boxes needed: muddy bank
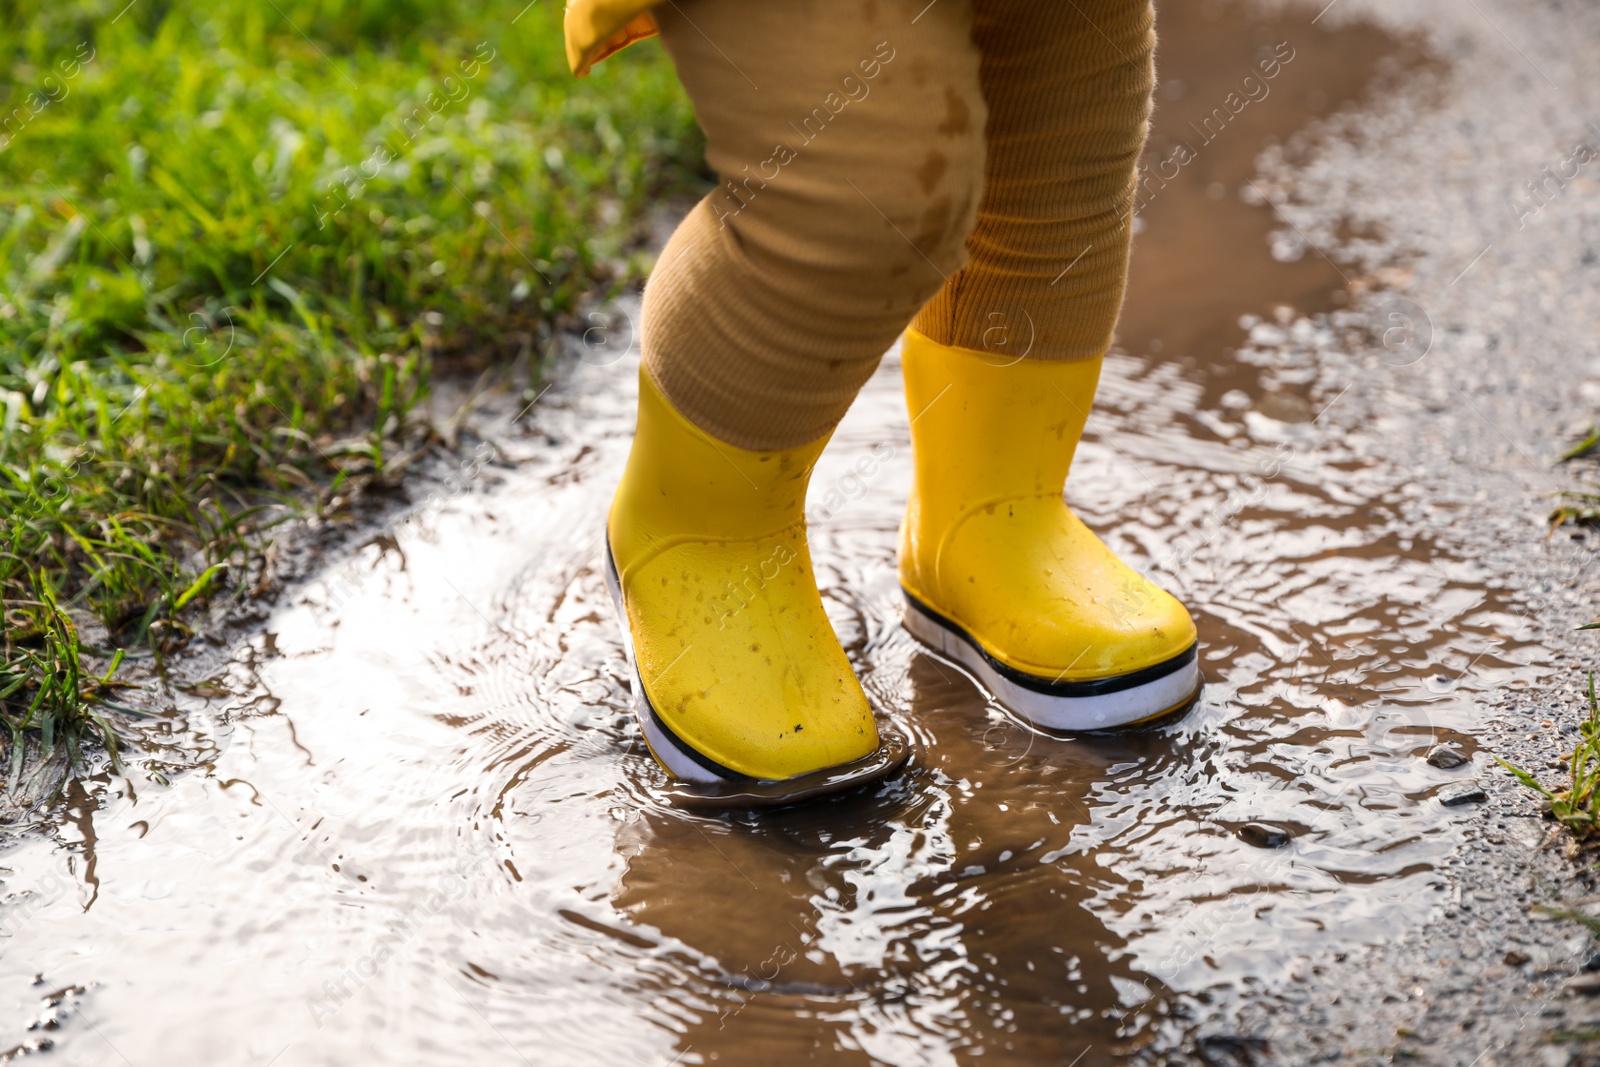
[2,0,1600,1064]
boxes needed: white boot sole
[902,591,1202,731]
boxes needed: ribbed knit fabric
[913,0,1155,363]
[645,0,1154,450]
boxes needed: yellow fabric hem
[565,0,660,77]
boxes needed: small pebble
[1427,745,1470,769]
[1585,950,1600,972]
[1567,972,1600,997]
[1505,949,1531,966]
[1439,781,1487,807]
[1239,822,1290,848]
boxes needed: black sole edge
[604,537,748,782]
[659,733,912,812]
[901,587,1199,698]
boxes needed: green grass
[1552,490,1600,528]
[1553,421,1600,525]
[1501,672,1600,839]
[1522,424,1600,836]
[0,0,700,793]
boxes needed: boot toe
[903,500,1200,729]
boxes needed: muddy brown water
[0,5,1544,1066]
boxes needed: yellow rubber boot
[606,368,897,792]
[898,329,1201,730]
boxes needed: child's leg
[913,0,1154,359]
[645,0,987,451]
[898,1,1204,730]
[608,1,987,786]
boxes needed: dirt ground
[1161,0,1600,1062]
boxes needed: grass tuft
[1500,672,1600,839]
[1552,491,1600,528]
[1554,419,1600,525]
[1562,423,1600,463]
[0,574,127,796]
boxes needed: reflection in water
[620,655,1167,1066]
[0,4,1544,1065]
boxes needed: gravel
[1209,0,1600,1061]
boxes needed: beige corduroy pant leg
[645,0,1155,452]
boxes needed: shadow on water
[0,3,1547,1066]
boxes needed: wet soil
[4,0,1600,1064]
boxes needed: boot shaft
[900,328,1103,548]
[609,367,831,579]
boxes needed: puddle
[1123,0,1413,360]
[0,3,1549,1065]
